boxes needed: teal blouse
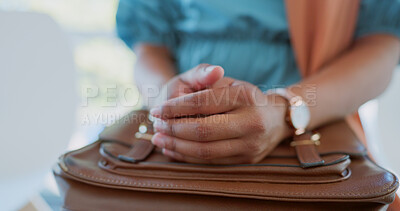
[116,0,400,91]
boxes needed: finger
[151,85,251,119]
[179,64,224,91]
[210,77,235,89]
[161,149,250,165]
[153,115,249,141]
[151,133,248,160]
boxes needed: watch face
[290,101,310,130]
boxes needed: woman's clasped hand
[150,64,291,164]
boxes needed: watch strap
[266,89,323,167]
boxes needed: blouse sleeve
[355,0,400,39]
[116,0,180,51]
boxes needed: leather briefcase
[54,110,399,210]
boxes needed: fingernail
[150,106,161,117]
[205,65,217,72]
[162,148,174,157]
[163,149,183,160]
[153,118,168,132]
[151,133,165,148]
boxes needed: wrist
[265,94,293,141]
[266,87,312,136]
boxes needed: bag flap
[57,110,397,203]
[99,110,367,157]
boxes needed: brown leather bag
[54,110,398,210]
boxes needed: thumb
[179,64,224,91]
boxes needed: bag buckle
[290,132,320,147]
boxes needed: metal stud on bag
[134,113,154,141]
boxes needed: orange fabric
[389,196,400,211]
[285,0,362,142]
[285,0,359,76]
[346,112,367,147]
[285,0,399,209]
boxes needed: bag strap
[99,110,326,168]
[291,131,324,167]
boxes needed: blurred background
[0,0,140,210]
[1,0,142,147]
[0,0,399,210]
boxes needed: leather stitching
[64,164,398,197]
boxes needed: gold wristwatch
[268,88,310,135]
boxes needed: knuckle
[170,123,177,137]
[239,154,260,164]
[194,123,212,141]
[159,104,172,118]
[196,145,212,160]
[243,84,254,93]
[164,137,176,151]
[186,94,205,109]
[233,85,253,105]
[245,157,259,164]
[190,94,201,107]
[241,84,258,104]
[224,139,234,152]
[244,140,263,154]
[246,114,267,134]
